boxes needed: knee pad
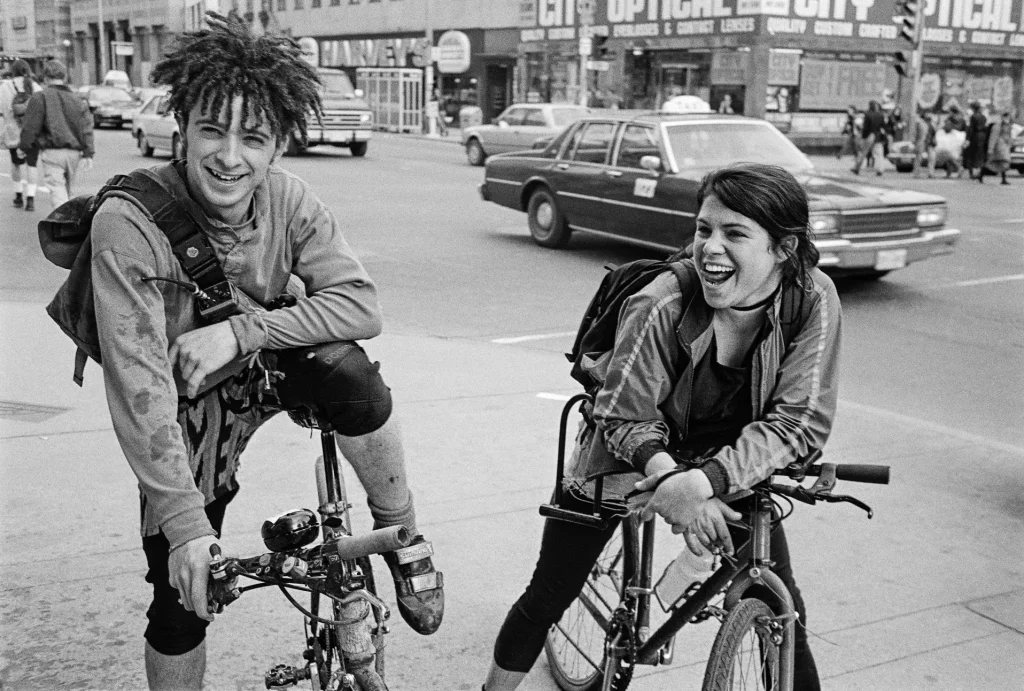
[274,341,392,436]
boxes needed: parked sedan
[479,113,961,277]
[85,86,141,129]
[132,92,182,159]
[462,104,590,166]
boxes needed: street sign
[579,36,592,56]
[110,40,134,56]
[586,60,610,72]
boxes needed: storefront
[516,0,1024,147]
[316,28,517,123]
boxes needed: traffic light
[898,0,919,44]
[593,34,610,59]
[893,50,911,77]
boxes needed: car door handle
[557,163,570,170]
[604,170,623,177]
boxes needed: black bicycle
[207,429,407,691]
[540,394,890,691]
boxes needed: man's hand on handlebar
[168,534,220,622]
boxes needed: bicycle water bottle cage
[262,508,320,552]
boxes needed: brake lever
[818,493,874,518]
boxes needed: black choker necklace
[731,285,780,312]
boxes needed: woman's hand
[632,468,742,555]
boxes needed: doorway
[485,64,511,121]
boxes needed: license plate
[875,249,908,271]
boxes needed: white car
[462,104,590,166]
[132,92,182,159]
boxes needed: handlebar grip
[334,525,412,560]
[832,464,890,484]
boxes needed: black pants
[493,492,820,691]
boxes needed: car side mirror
[354,88,364,98]
[640,155,662,172]
[497,120,510,128]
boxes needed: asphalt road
[0,128,1022,690]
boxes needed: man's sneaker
[13,193,23,208]
[382,535,444,635]
[23,196,34,212]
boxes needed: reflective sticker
[395,541,434,565]
[634,178,657,199]
[408,572,440,593]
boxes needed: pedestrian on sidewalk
[852,100,886,176]
[913,110,938,178]
[962,101,988,180]
[837,105,860,160]
[978,111,1013,185]
[933,119,966,178]
[67,13,443,690]
[18,59,94,210]
[0,59,43,211]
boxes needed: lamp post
[98,0,108,79]
[424,0,437,137]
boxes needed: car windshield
[92,87,135,104]
[664,122,813,173]
[320,72,356,97]
[551,107,588,127]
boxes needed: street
[1,128,1023,690]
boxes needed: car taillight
[917,206,946,227]
[809,213,839,236]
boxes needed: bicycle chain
[606,609,637,691]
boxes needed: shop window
[278,0,286,10]
[521,108,546,127]
[312,0,321,6]
[568,122,616,164]
[294,0,303,9]
[616,125,659,169]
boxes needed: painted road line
[493,331,576,345]
[537,393,572,402]
[998,218,1024,223]
[925,274,1024,290]
[839,399,1024,458]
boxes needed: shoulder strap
[101,167,229,292]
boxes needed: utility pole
[424,0,437,137]
[98,0,108,79]
[578,0,594,106]
[894,0,926,174]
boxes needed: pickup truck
[290,67,373,157]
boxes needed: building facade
[1,0,73,72]
[274,0,527,122]
[518,0,1023,146]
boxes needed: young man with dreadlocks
[88,14,443,689]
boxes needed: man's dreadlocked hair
[150,12,322,142]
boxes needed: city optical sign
[521,0,1024,46]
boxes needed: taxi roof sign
[660,95,713,114]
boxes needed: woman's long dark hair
[696,162,819,291]
[10,60,34,92]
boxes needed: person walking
[838,105,859,160]
[852,100,886,176]
[962,101,988,180]
[913,110,938,178]
[18,59,94,210]
[0,59,43,211]
[978,111,1013,185]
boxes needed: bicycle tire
[544,522,627,691]
[702,598,782,691]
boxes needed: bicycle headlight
[809,213,840,236]
[262,508,320,552]
[917,206,946,227]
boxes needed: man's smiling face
[181,94,286,226]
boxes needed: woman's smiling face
[693,194,786,309]
[182,94,285,226]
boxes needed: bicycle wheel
[544,522,627,691]
[702,598,782,691]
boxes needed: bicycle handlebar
[800,463,890,485]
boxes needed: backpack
[566,255,694,394]
[11,83,32,123]
[566,253,810,394]
[39,165,236,386]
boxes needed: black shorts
[142,488,236,656]
[9,146,39,167]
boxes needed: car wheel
[137,132,154,157]
[350,142,368,157]
[527,187,571,249]
[171,133,185,160]
[466,139,486,166]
